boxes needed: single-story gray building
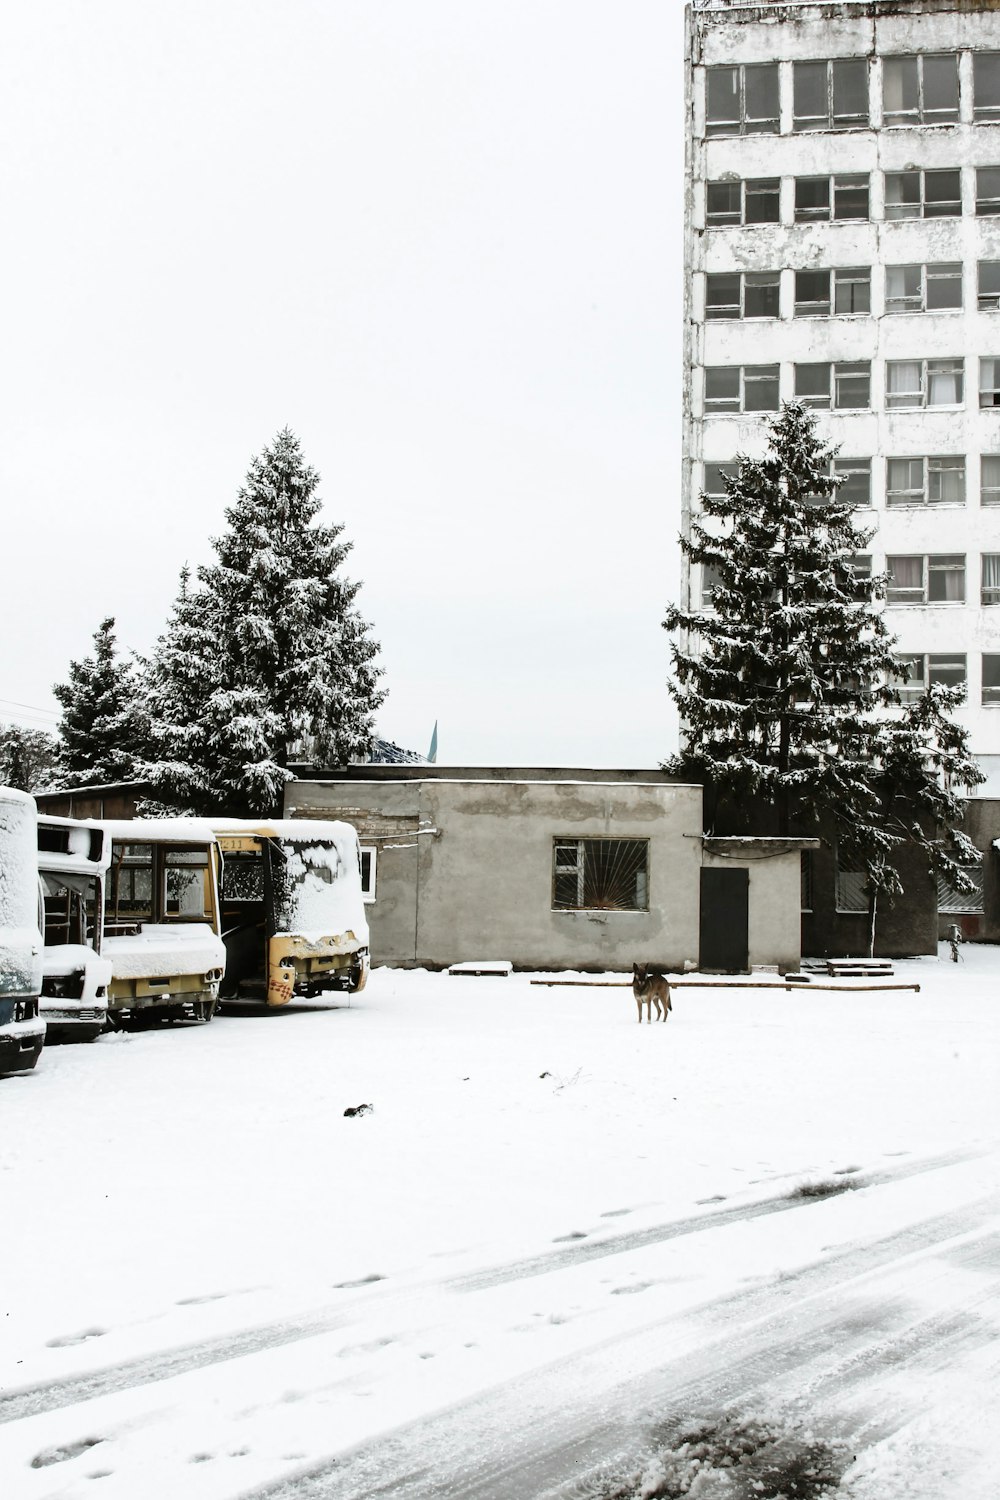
[285,766,817,973]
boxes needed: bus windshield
[272,838,359,938]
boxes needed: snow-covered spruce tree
[140,566,221,814]
[663,401,982,933]
[53,618,148,788]
[186,428,385,817]
[0,723,60,793]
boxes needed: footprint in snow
[32,1438,104,1468]
[552,1231,588,1243]
[46,1327,106,1349]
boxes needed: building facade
[683,0,1000,785]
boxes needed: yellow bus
[211,819,369,1006]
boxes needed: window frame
[886,553,966,605]
[794,361,871,410]
[882,52,960,128]
[706,176,781,227]
[793,57,869,131]
[982,455,1000,507]
[705,270,781,320]
[551,837,651,913]
[832,457,872,508]
[705,62,780,137]
[976,167,1000,216]
[886,455,966,508]
[359,845,377,903]
[884,167,962,219]
[979,357,1000,408]
[973,52,1000,123]
[979,262,1000,312]
[982,651,1000,704]
[704,364,780,415]
[885,357,964,409]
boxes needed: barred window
[937,862,984,914]
[552,839,649,912]
[836,864,868,913]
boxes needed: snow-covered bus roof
[94,818,222,846]
[210,818,360,845]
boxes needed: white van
[38,815,113,1043]
[1,786,46,1074]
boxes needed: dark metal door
[700,867,749,972]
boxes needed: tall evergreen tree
[664,402,982,934]
[141,566,220,813]
[53,618,148,788]
[150,429,385,816]
[0,723,60,793]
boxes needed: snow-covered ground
[3,949,1000,1499]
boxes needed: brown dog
[632,963,672,1023]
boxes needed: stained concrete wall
[288,776,706,970]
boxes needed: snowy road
[3,959,999,1497]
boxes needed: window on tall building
[983,456,1000,506]
[973,52,1000,122]
[706,177,781,226]
[895,653,967,700]
[701,561,724,607]
[885,168,961,218]
[886,456,965,506]
[983,654,1000,703]
[980,263,1000,311]
[702,462,738,498]
[833,458,872,507]
[705,271,781,319]
[794,174,869,221]
[704,365,780,414]
[793,58,869,130]
[976,167,1000,215]
[887,554,965,604]
[794,267,870,316]
[795,362,871,409]
[885,263,962,313]
[886,358,964,408]
[980,358,1000,407]
[882,54,960,126]
[846,553,872,600]
[706,63,780,136]
[982,554,1000,605]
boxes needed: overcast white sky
[0,1,683,768]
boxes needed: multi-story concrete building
[683,0,1000,787]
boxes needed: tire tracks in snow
[239,1199,1000,1500]
[0,1143,986,1428]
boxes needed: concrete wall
[685,0,1000,757]
[289,776,706,970]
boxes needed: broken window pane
[973,53,1000,122]
[979,262,1000,311]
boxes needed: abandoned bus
[99,819,226,1026]
[1,786,46,1074]
[37,815,113,1043]
[212,819,369,1005]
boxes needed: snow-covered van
[212,819,369,1005]
[98,819,226,1027]
[37,815,113,1043]
[1,786,46,1074]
